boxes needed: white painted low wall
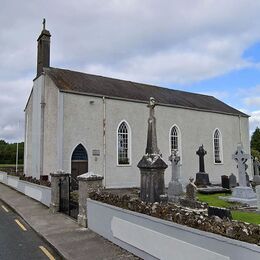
[0,171,51,207]
[87,199,260,260]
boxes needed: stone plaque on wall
[92,150,100,156]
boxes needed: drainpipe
[40,74,46,177]
[102,96,106,187]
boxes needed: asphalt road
[0,200,62,260]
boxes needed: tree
[252,148,260,159]
[251,127,260,153]
[0,140,24,164]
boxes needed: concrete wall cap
[50,170,70,177]
[77,172,104,181]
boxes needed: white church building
[24,25,251,188]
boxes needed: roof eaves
[59,89,249,118]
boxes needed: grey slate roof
[44,67,248,117]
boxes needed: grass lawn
[0,164,23,167]
[197,193,260,225]
[232,211,260,225]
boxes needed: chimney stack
[37,18,51,77]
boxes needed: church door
[71,144,88,190]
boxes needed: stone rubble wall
[89,191,260,245]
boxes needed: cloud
[0,78,32,142]
[2,0,260,141]
[244,97,260,106]
[249,110,260,133]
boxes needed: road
[0,200,62,260]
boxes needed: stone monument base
[253,175,260,185]
[168,181,183,202]
[140,169,165,203]
[220,186,257,206]
[195,172,210,186]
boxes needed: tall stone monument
[137,97,168,203]
[195,145,210,186]
[228,144,256,205]
[253,157,260,185]
[168,149,183,202]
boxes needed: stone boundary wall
[0,171,51,206]
[87,199,260,260]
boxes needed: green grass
[197,193,260,225]
[0,164,23,167]
[197,193,238,208]
[232,211,260,225]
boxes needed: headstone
[137,97,168,203]
[229,173,237,188]
[195,145,210,186]
[186,177,197,201]
[253,157,260,185]
[168,149,183,202]
[221,175,230,189]
[208,206,232,220]
[228,144,257,205]
[256,185,260,212]
[179,177,200,208]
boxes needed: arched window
[170,126,179,151]
[117,121,131,165]
[213,129,222,163]
[72,144,88,161]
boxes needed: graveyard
[85,97,260,253]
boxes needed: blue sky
[0,0,260,142]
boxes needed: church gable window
[169,125,182,163]
[213,129,223,164]
[170,126,179,151]
[117,121,131,165]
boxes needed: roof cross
[43,18,46,30]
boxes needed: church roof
[44,67,248,117]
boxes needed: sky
[1,0,260,143]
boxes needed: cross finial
[43,18,46,30]
[147,97,156,117]
[147,97,156,109]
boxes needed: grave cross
[43,18,46,30]
[232,145,251,187]
[196,145,207,173]
[147,97,156,118]
[169,149,180,182]
[145,97,159,154]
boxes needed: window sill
[214,162,224,165]
[117,164,132,167]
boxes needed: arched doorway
[71,144,88,190]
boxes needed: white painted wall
[0,172,51,206]
[31,77,43,179]
[24,92,33,176]
[42,75,59,175]
[88,199,260,260]
[62,93,104,177]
